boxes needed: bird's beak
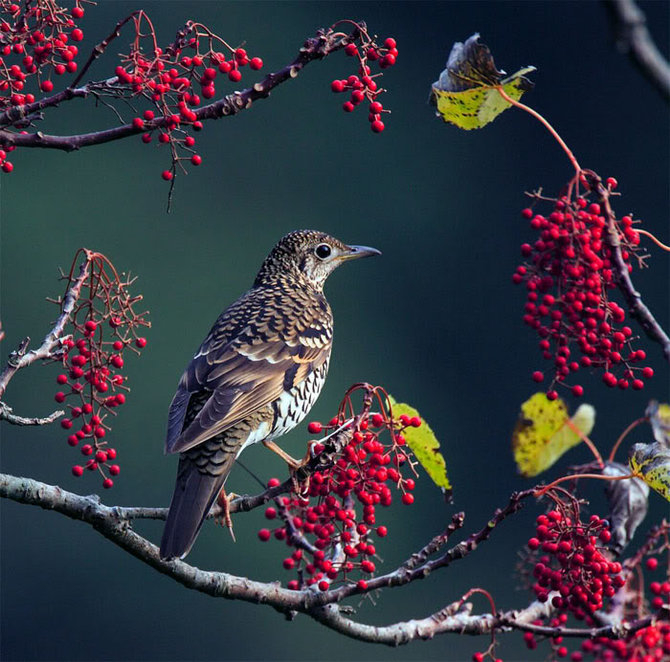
[340,244,382,261]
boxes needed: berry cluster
[330,27,397,133]
[55,250,150,489]
[257,384,420,591]
[526,508,624,618]
[114,14,263,181]
[0,0,87,172]
[513,178,653,397]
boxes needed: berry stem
[608,416,647,463]
[496,86,581,175]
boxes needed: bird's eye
[315,243,332,260]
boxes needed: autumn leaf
[602,461,649,554]
[646,400,670,448]
[512,393,595,477]
[629,442,670,502]
[389,397,452,502]
[430,33,535,130]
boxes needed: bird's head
[254,229,381,290]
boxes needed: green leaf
[388,397,452,502]
[512,393,595,477]
[629,442,670,502]
[430,33,535,130]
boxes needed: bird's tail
[159,456,233,560]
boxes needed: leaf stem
[564,418,604,468]
[636,228,670,252]
[496,86,581,175]
[608,417,647,462]
[534,471,634,497]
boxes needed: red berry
[228,69,242,83]
[282,557,295,570]
[135,337,147,348]
[71,28,83,41]
[71,465,83,477]
[344,43,358,56]
[307,421,322,434]
[249,57,263,70]
[265,507,277,520]
[40,80,54,93]
[642,367,654,379]
[371,119,385,133]
[55,391,66,403]
[109,465,120,476]
[190,154,202,166]
[132,117,144,130]
[401,493,414,505]
[318,580,329,591]
[384,37,397,49]
[382,54,396,67]
[257,528,271,541]
[606,177,618,190]
[72,7,84,18]
[102,478,114,489]
[646,557,658,571]
[2,161,14,173]
[61,418,72,429]
[330,79,344,93]
[356,579,368,590]
[161,170,173,181]
[571,384,584,397]
[267,477,280,488]
[532,371,544,383]
[342,101,354,113]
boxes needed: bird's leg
[262,440,309,495]
[215,487,238,542]
[262,439,302,469]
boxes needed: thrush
[159,229,380,560]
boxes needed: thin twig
[604,0,670,101]
[0,403,63,426]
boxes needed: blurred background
[1,2,668,660]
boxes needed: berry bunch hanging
[513,178,655,398]
[53,249,150,488]
[329,24,398,133]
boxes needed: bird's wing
[165,288,332,455]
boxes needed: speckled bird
[159,230,380,560]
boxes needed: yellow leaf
[512,393,595,477]
[388,397,452,502]
[629,442,670,502]
[430,33,535,130]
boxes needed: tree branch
[588,172,670,363]
[604,0,670,101]
[0,25,358,152]
[0,257,90,399]
[0,472,659,646]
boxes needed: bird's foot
[262,440,311,496]
[215,488,238,542]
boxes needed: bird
[159,229,380,560]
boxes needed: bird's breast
[270,356,330,439]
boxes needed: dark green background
[1,2,668,660]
